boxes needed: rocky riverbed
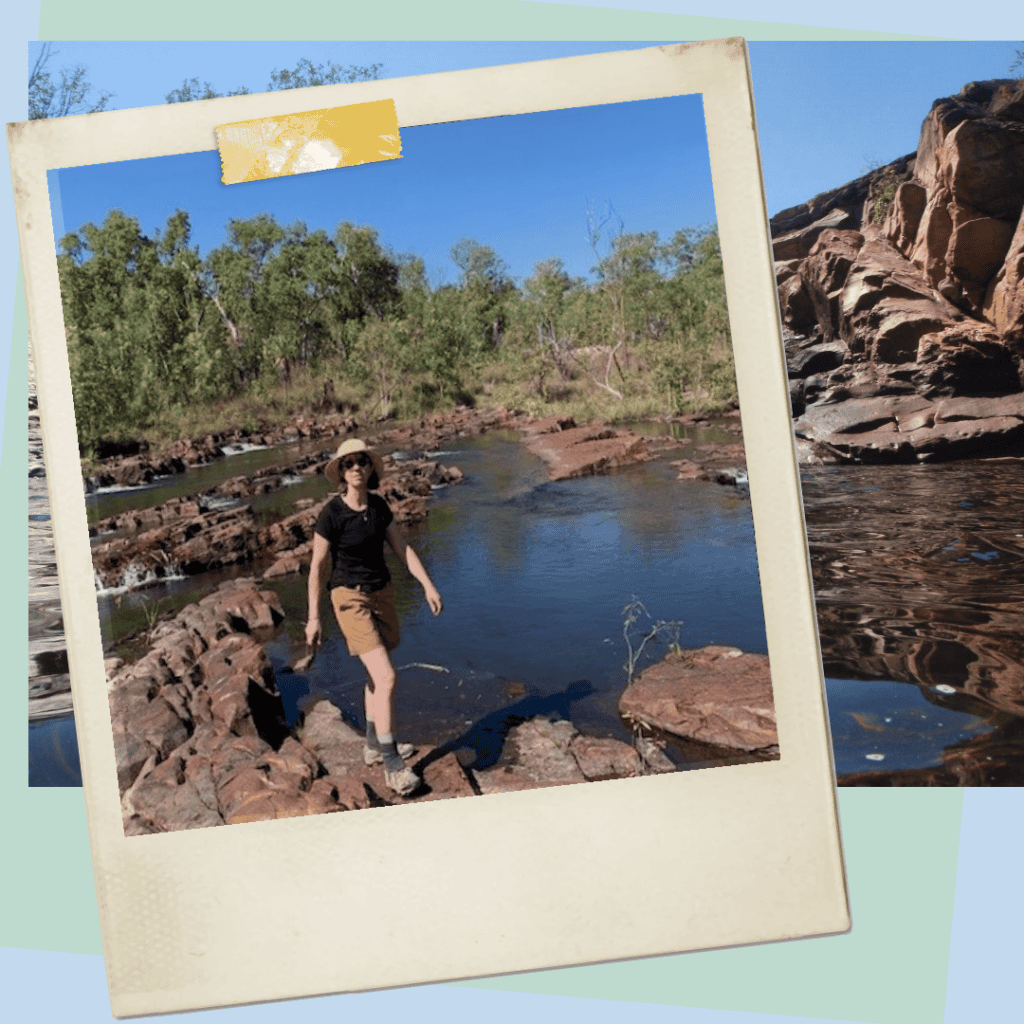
[111,577,774,833]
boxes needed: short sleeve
[376,494,394,530]
[314,500,335,541]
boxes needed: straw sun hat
[324,438,386,488]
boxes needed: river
[27,420,1024,786]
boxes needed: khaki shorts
[330,583,400,657]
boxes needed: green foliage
[870,169,901,224]
[58,203,734,452]
[166,57,381,104]
[165,78,251,103]
[28,44,113,119]
[267,58,382,91]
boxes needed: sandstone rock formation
[91,454,466,590]
[110,578,664,833]
[520,417,651,480]
[773,79,1024,463]
[619,646,779,757]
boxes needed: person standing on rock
[305,438,443,798]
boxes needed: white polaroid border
[9,40,848,1018]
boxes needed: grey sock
[378,733,405,774]
[365,720,379,751]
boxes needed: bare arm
[305,533,331,645]
[386,522,443,616]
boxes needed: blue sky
[51,91,714,287]
[42,40,1023,287]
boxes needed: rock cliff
[773,79,1024,463]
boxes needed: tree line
[28,47,381,120]
[57,206,733,452]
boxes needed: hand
[424,586,443,617]
[304,618,321,648]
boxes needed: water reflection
[803,458,1024,781]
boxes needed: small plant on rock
[621,596,685,683]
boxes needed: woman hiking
[305,438,443,797]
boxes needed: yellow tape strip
[215,98,402,185]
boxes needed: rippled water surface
[32,423,1022,786]
[31,429,768,784]
[802,458,1024,783]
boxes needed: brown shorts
[330,583,400,657]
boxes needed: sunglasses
[341,453,371,471]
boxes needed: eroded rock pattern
[110,579,661,834]
[773,79,1024,464]
[619,646,779,757]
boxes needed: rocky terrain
[620,645,779,759]
[108,577,777,833]
[773,78,1024,464]
[90,404,771,829]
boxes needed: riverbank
[31,397,752,730]
[111,577,777,833]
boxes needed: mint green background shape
[5,3,963,1022]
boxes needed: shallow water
[32,427,767,784]
[34,428,1021,786]
[803,458,1024,782]
[263,431,768,758]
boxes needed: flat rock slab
[620,646,778,754]
[523,422,651,481]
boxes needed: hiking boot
[383,764,420,797]
[364,742,417,767]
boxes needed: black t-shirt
[315,493,394,591]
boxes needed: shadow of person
[416,678,597,775]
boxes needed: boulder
[522,422,650,481]
[884,180,928,256]
[794,392,1023,462]
[298,700,368,776]
[983,206,1024,344]
[772,207,856,262]
[620,646,778,754]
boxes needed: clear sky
[50,90,714,288]
[42,40,1022,286]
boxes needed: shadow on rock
[416,679,598,775]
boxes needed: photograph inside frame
[47,86,780,832]
[13,43,847,1012]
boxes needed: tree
[166,57,381,104]
[58,209,230,445]
[334,222,402,323]
[268,58,383,91]
[165,79,251,103]
[449,237,512,293]
[28,44,113,120]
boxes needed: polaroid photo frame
[9,39,849,1017]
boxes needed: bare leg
[359,645,397,738]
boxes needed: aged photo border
[9,40,849,1017]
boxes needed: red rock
[983,207,1024,344]
[569,735,642,781]
[620,646,778,754]
[130,755,224,831]
[778,272,817,331]
[501,717,587,785]
[989,80,1024,122]
[298,700,366,776]
[411,751,476,801]
[523,422,650,481]
[772,207,855,262]
[884,181,928,257]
